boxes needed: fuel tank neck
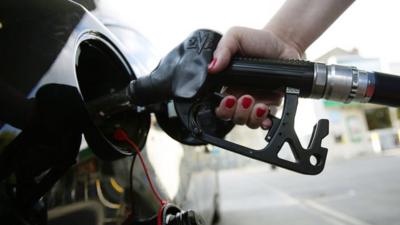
[75,34,150,160]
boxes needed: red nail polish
[224,98,235,108]
[256,108,267,117]
[208,58,217,70]
[241,97,252,109]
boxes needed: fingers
[215,96,237,120]
[216,95,274,129]
[233,95,254,125]
[262,118,273,130]
[222,86,283,106]
[210,26,294,130]
[247,103,269,129]
[208,28,240,74]
[208,26,295,74]
[209,26,257,74]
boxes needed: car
[0,1,220,224]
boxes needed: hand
[208,26,303,129]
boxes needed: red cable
[157,204,166,225]
[114,128,167,225]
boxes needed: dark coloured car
[0,1,220,224]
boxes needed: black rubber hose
[369,72,400,107]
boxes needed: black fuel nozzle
[166,210,205,225]
[94,29,400,174]
[85,88,134,118]
[127,29,219,107]
[120,30,328,174]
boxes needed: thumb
[208,30,240,74]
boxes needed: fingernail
[241,97,252,109]
[208,58,217,70]
[256,108,267,117]
[224,98,235,108]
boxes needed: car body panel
[0,0,219,224]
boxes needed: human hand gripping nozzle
[90,29,400,175]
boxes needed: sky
[99,0,400,69]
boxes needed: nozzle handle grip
[214,57,316,97]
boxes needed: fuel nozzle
[84,29,400,174]
[85,88,134,119]
[166,210,205,225]
[311,63,400,107]
[309,63,375,104]
[209,57,400,107]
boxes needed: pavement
[217,152,400,225]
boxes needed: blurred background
[96,0,400,224]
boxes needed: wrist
[263,26,305,59]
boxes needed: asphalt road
[217,153,400,225]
